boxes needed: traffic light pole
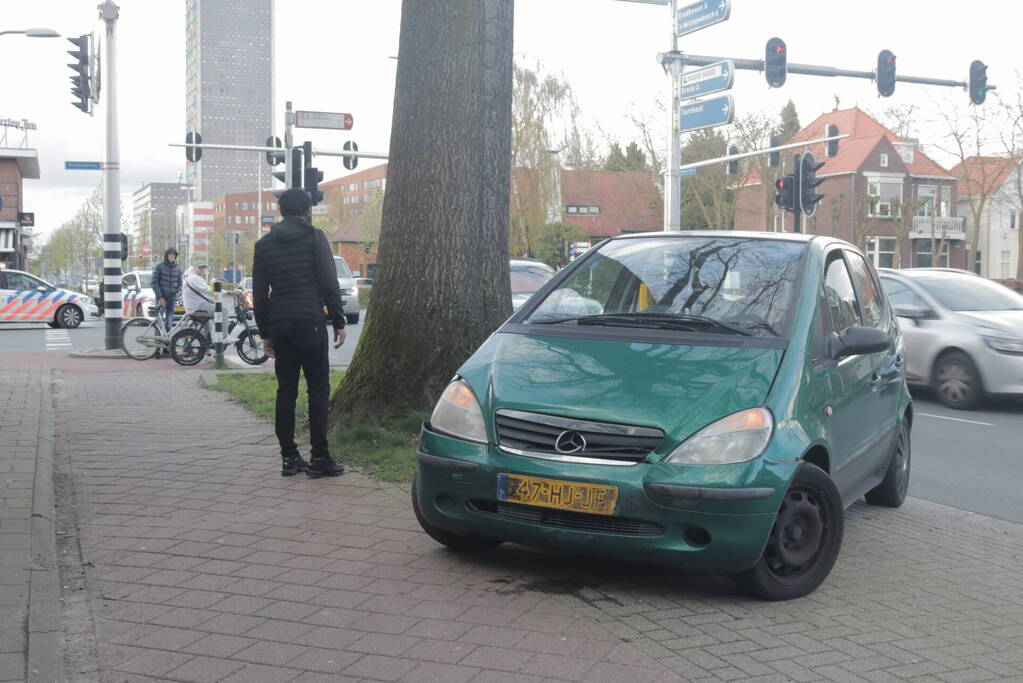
[678,52,991,93]
[664,0,682,232]
[790,154,802,234]
[99,0,122,350]
[284,101,295,190]
[676,132,848,173]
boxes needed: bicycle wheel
[120,317,160,360]
[235,329,268,365]
[169,328,209,366]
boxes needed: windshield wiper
[589,312,753,336]
[530,312,751,336]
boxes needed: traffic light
[768,135,781,168]
[119,234,128,262]
[726,145,739,175]
[969,60,988,105]
[266,136,284,166]
[877,49,896,97]
[799,151,825,217]
[185,131,202,162]
[343,141,359,171]
[826,124,840,157]
[270,147,302,189]
[765,37,786,88]
[302,141,324,206]
[774,175,796,212]
[67,34,91,114]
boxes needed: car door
[817,250,888,503]
[880,275,940,384]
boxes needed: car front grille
[495,409,663,464]
[468,500,664,536]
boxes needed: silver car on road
[878,268,1023,409]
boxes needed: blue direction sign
[676,0,731,37]
[680,60,734,101]
[680,95,734,133]
[65,161,102,170]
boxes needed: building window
[866,237,897,268]
[868,180,902,217]
[914,240,949,268]
[1011,211,1018,230]
[1001,250,1012,278]
[939,186,951,217]
[898,146,915,164]
[235,216,242,224]
[234,202,239,209]
[242,201,249,210]
[915,186,937,217]
[567,206,578,214]
[880,153,889,168]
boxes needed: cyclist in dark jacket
[151,248,182,351]
[253,189,346,478]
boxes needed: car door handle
[894,354,904,367]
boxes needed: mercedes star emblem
[554,430,587,454]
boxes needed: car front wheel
[56,304,83,329]
[933,350,983,410]
[735,463,844,601]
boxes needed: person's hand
[334,328,346,349]
[263,338,275,359]
[157,297,166,307]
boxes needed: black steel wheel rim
[763,485,832,580]
[173,332,204,364]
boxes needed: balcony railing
[910,216,965,240]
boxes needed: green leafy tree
[534,222,588,268]
[776,100,801,142]
[603,141,649,172]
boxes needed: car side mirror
[36,285,48,292]
[894,303,933,325]
[826,326,891,359]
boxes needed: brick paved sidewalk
[0,365,61,683]
[52,370,1023,682]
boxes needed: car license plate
[496,473,618,516]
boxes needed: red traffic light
[775,178,787,190]
[774,44,785,54]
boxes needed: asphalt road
[908,388,1023,524]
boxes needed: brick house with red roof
[950,155,1022,278]
[735,107,964,269]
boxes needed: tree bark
[330,0,514,423]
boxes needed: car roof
[878,267,977,279]
[609,230,837,245]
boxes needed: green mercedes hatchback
[413,232,912,600]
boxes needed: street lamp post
[0,28,60,39]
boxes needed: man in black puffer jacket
[152,248,182,355]
[253,189,346,478]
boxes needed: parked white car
[333,256,361,324]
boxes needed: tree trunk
[330,0,514,424]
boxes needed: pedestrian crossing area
[44,329,72,351]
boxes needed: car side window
[881,278,925,308]
[5,273,43,291]
[823,254,860,335]
[845,252,884,329]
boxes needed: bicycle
[120,306,201,360]
[169,290,268,366]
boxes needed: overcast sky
[3,0,1018,245]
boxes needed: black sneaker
[281,454,308,477]
[305,457,344,478]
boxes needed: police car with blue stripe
[0,267,99,328]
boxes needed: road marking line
[919,412,993,426]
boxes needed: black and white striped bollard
[213,280,224,365]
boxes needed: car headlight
[663,407,773,465]
[983,334,1023,354]
[430,379,487,443]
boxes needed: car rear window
[510,263,555,294]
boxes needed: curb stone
[27,367,63,683]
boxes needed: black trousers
[272,319,331,460]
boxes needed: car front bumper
[975,345,1023,396]
[414,426,796,574]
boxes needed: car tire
[346,312,360,325]
[411,475,501,552]
[735,463,844,601]
[933,350,984,410]
[865,419,911,508]
[56,304,83,329]
[47,321,60,329]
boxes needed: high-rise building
[185,0,274,202]
[131,183,193,261]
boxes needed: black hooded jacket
[152,249,182,302]
[252,215,345,339]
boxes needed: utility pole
[664,0,682,231]
[99,0,122,350]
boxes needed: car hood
[459,331,784,450]
[956,310,1023,336]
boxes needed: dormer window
[880,153,889,168]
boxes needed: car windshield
[510,263,555,294]
[915,275,1023,311]
[139,274,152,289]
[334,258,352,278]
[525,236,806,337]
